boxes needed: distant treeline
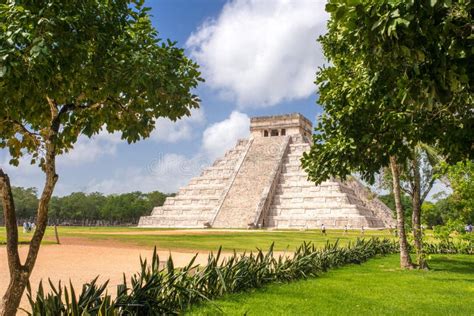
[0,187,174,226]
[379,193,473,229]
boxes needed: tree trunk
[389,156,414,269]
[0,269,29,316]
[0,169,24,315]
[54,224,61,245]
[411,157,428,269]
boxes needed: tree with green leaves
[422,159,474,228]
[302,0,472,269]
[442,160,474,223]
[0,1,202,314]
[379,193,413,225]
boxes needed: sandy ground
[0,239,219,313]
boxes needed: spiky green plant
[25,238,408,315]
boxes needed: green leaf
[326,3,337,12]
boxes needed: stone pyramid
[139,113,395,229]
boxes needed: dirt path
[0,238,223,313]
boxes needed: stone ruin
[139,113,395,229]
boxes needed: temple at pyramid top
[250,113,313,139]
[139,113,395,229]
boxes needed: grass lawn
[187,254,474,315]
[0,226,398,251]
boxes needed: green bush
[24,238,398,315]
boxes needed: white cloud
[187,0,328,107]
[85,153,212,194]
[0,153,44,189]
[202,111,250,160]
[58,130,122,166]
[151,109,205,143]
[86,111,251,194]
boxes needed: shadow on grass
[429,256,474,275]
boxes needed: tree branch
[10,119,42,148]
[420,177,436,205]
[46,96,58,117]
[400,184,413,197]
[11,120,40,137]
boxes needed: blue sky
[0,0,448,200]
[1,0,330,196]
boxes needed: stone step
[179,183,226,191]
[200,168,235,177]
[224,149,244,157]
[281,165,302,172]
[165,194,220,202]
[213,136,289,228]
[279,171,309,177]
[152,204,215,211]
[287,149,308,155]
[289,143,310,148]
[285,157,304,164]
[164,196,221,206]
[272,198,351,206]
[265,215,384,229]
[270,203,365,212]
[279,175,309,182]
[271,191,365,203]
[286,153,307,158]
[151,205,215,218]
[188,178,228,186]
[277,182,340,189]
[270,204,375,217]
[189,174,233,181]
[138,216,209,228]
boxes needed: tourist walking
[321,224,326,236]
[465,224,473,234]
[361,225,365,235]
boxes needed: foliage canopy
[302,0,473,185]
[0,0,203,166]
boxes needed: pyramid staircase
[212,136,290,228]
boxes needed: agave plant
[23,277,114,316]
